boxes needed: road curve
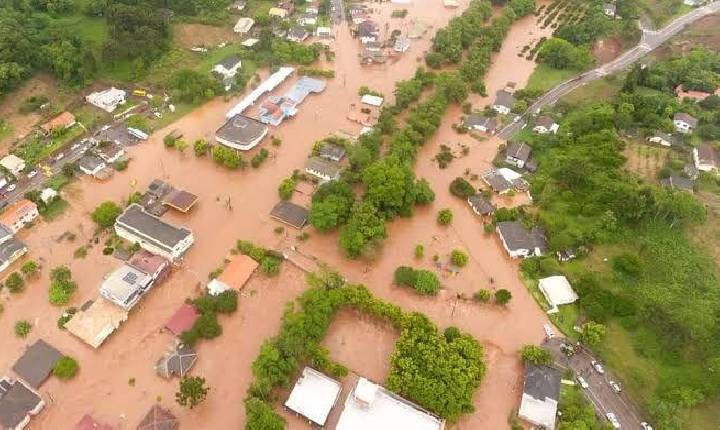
[497,1,720,139]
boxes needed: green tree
[260,256,281,276]
[450,177,475,198]
[48,266,77,305]
[245,398,285,430]
[20,260,39,278]
[5,272,24,293]
[176,376,210,409]
[278,177,295,200]
[168,69,221,103]
[309,181,355,231]
[91,201,122,229]
[520,345,552,365]
[53,356,79,379]
[193,139,210,156]
[450,249,469,267]
[339,201,386,258]
[494,289,512,305]
[15,320,31,337]
[413,270,441,295]
[362,158,419,218]
[579,321,606,346]
[212,146,244,169]
[437,208,453,225]
[394,266,417,286]
[537,38,592,70]
[414,244,424,259]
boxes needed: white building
[78,155,107,176]
[538,276,578,313]
[0,232,27,274]
[99,264,153,311]
[336,377,445,430]
[519,365,561,429]
[213,56,242,81]
[492,90,516,115]
[86,87,127,113]
[285,367,342,426]
[0,155,26,176]
[673,112,698,134]
[304,157,341,182]
[114,204,194,261]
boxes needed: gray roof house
[305,157,341,182]
[505,142,532,169]
[11,340,63,388]
[288,26,309,42]
[319,143,346,162]
[114,204,194,261]
[496,221,548,258]
[482,170,514,194]
[270,201,308,229]
[673,112,698,133]
[156,344,198,379]
[518,365,562,429]
[215,114,269,151]
[0,377,45,430]
[492,90,516,114]
[0,237,27,274]
[463,115,497,133]
[78,155,107,176]
[467,195,495,216]
[695,144,718,172]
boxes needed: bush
[450,249,469,267]
[176,376,209,409]
[414,244,424,259]
[520,345,552,365]
[53,356,79,379]
[245,397,285,430]
[15,320,31,337]
[495,289,512,305]
[278,178,295,200]
[57,307,77,329]
[195,313,222,339]
[48,266,77,305]
[91,201,122,229]
[260,256,282,276]
[483,223,495,234]
[437,208,453,225]
[413,270,441,295]
[579,321,606,346]
[164,135,177,148]
[251,148,269,168]
[394,266,417,286]
[450,177,475,198]
[473,289,491,302]
[5,272,24,293]
[193,139,210,156]
[114,159,129,171]
[20,260,39,278]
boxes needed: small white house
[519,365,562,429]
[538,276,578,314]
[78,155,107,176]
[0,155,26,176]
[647,132,673,147]
[304,157,341,182]
[213,56,242,80]
[673,113,698,134]
[533,116,559,134]
[40,188,58,204]
[234,17,254,34]
[86,87,127,113]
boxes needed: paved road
[545,338,647,429]
[498,1,720,139]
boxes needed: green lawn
[561,75,624,105]
[525,64,579,93]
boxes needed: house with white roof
[285,367,342,426]
[86,87,126,113]
[519,365,562,429]
[538,276,578,313]
[0,155,26,176]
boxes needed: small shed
[270,201,308,229]
[136,404,179,430]
[12,340,63,388]
[165,304,200,336]
[538,276,578,313]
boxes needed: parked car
[641,422,653,430]
[610,380,622,393]
[577,376,589,389]
[54,152,65,162]
[6,184,16,192]
[606,412,621,429]
[71,143,81,150]
[26,170,37,179]
[591,360,605,374]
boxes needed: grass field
[561,75,623,105]
[525,64,579,94]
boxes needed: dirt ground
[622,141,669,181]
[0,74,58,151]
[593,37,623,63]
[0,2,557,429]
[174,24,237,49]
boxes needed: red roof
[165,304,199,336]
[76,414,113,430]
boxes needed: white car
[641,422,653,430]
[26,170,37,179]
[54,152,65,161]
[6,184,16,192]
[71,143,81,150]
[591,360,605,374]
[606,412,621,429]
[577,376,589,389]
[610,380,622,393]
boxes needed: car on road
[591,360,605,374]
[54,152,65,162]
[71,143,81,150]
[610,380,622,393]
[641,422,653,430]
[26,170,37,179]
[606,412,621,429]
[6,184,16,192]
[577,376,589,389]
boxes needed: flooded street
[0,2,556,429]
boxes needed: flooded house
[463,114,497,134]
[64,299,129,348]
[215,115,269,151]
[285,367,342,427]
[99,264,154,311]
[114,204,194,261]
[467,195,495,217]
[270,201,308,229]
[0,200,38,234]
[78,155,107,177]
[496,221,548,258]
[305,157,342,182]
[492,90,516,115]
[318,143,347,162]
[11,340,62,389]
[0,225,27,274]
[0,377,45,430]
[518,365,561,429]
[504,142,533,170]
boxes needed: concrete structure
[482,170,514,194]
[0,237,27,274]
[94,142,125,163]
[603,2,616,17]
[538,276,578,313]
[11,340,62,388]
[268,6,288,17]
[0,377,45,430]
[492,90,516,115]
[533,116,559,134]
[128,249,170,282]
[647,131,674,147]
[0,155,26,176]
[215,114,269,150]
[305,156,341,181]
[162,189,198,213]
[86,87,126,112]
[0,200,38,234]
[463,115,497,133]
[288,26,309,42]
[207,254,258,295]
[496,221,547,258]
[336,377,445,430]
[518,365,561,429]
[285,367,342,426]
[39,111,76,135]
[694,144,718,172]
[99,264,153,311]
[39,188,58,204]
[259,76,326,126]
[114,204,194,261]
[233,17,254,33]
[78,155,107,176]
[64,299,128,348]
[673,112,698,134]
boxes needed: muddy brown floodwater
[0,2,557,429]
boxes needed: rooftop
[497,221,548,253]
[127,249,170,277]
[494,90,516,109]
[523,364,561,402]
[0,378,44,430]
[0,237,26,265]
[137,404,179,430]
[482,171,513,193]
[76,414,114,430]
[538,275,578,310]
[162,189,198,213]
[115,204,193,252]
[506,142,532,162]
[463,114,496,130]
[270,201,308,229]
[674,112,698,127]
[305,156,341,178]
[534,116,556,128]
[216,114,269,146]
[0,199,37,227]
[697,144,718,166]
[165,303,200,336]
[78,155,105,171]
[467,195,495,215]
[285,367,342,426]
[64,299,128,348]
[100,264,153,306]
[40,111,75,133]
[217,254,259,290]
[156,344,198,379]
[12,340,62,389]
[660,175,695,192]
[217,55,241,71]
[319,143,347,161]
